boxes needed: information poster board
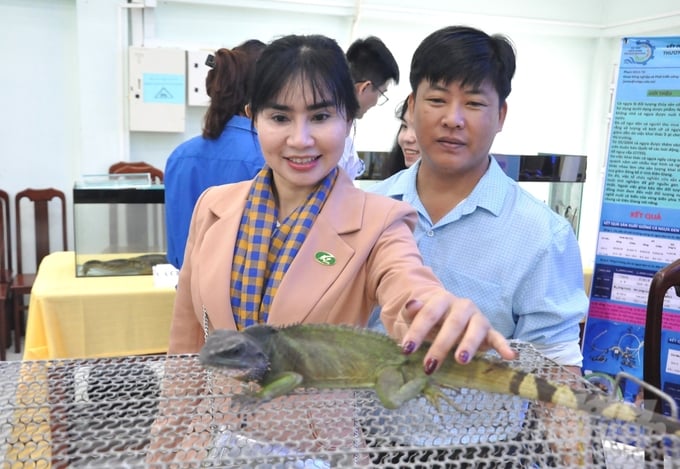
[581,37,680,411]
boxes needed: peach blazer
[167,170,444,353]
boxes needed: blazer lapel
[269,173,365,324]
[194,173,366,328]
[196,184,250,331]
[269,215,354,324]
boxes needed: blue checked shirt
[367,156,586,367]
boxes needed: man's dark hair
[346,36,399,88]
[410,26,516,105]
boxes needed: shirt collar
[225,115,256,132]
[379,161,418,201]
[466,156,508,217]
[390,156,509,218]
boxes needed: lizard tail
[510,369,680,436]
[438,357,680,436]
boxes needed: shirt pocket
[438,270,515,337]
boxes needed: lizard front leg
[256,371,304,401]
[375,367,429,409]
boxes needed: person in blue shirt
[164,40,266,269]
[363,25,590,466]
[368,25,587,372]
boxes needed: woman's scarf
[230,166,337,329]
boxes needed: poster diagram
[581,36,680,413]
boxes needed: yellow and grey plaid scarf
[230,166,337,329]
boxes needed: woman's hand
[399,292,517,374]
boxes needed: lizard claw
[229,390,262,410]
[423,384,467,414]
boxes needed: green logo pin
[314,251,336,266]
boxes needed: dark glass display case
[356,152,586,237]
[73,174,167,277]
[496,153,586,237]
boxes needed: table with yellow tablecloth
[23,251,176,360]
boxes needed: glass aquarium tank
[495,153,586,238]
[73,173,167,277]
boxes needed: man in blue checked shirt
[363,25,590,466]
[368,25,586,373]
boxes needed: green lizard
[199,323,680,436]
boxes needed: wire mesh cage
[1,342,679,468]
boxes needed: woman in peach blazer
[171,169,449,348]
[167,34,514,373]
[153,33,515,465]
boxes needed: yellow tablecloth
[23,251,176,360]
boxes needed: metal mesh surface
[1,342,679,468]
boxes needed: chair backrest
[15,188,68,274]
[644,258,680,414]
[109,161,164,184]
[0,189,12,283]
[107,162,165,252]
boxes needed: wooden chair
[109,161,164,184]
[644,258,680,414]
[107,161,165,253]
[0,189,12,360]
[10,188,67,354]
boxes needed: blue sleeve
[513,222,587,364]
[164,153,192,270]
[164,126,264,270]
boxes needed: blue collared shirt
[164,115,264,269]
[368,156,586,366]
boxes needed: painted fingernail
[405,299,416,309]
[458,350,470,364]
[402,341,416,355]
[424,358,439,375]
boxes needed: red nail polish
[424,358,438,375]
[402,341,416,354]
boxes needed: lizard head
[199,329,270,382]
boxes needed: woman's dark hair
[234,39,266,106]
[234,39,266,57]
[385,98,409,176]
[249,34,359,122]
[202,43,264,139]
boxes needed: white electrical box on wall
[187,49,213,107]
[128,46,186,132]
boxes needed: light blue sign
[582,36,680,417]
[143,73,185,104]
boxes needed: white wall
[1,0,679,270]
